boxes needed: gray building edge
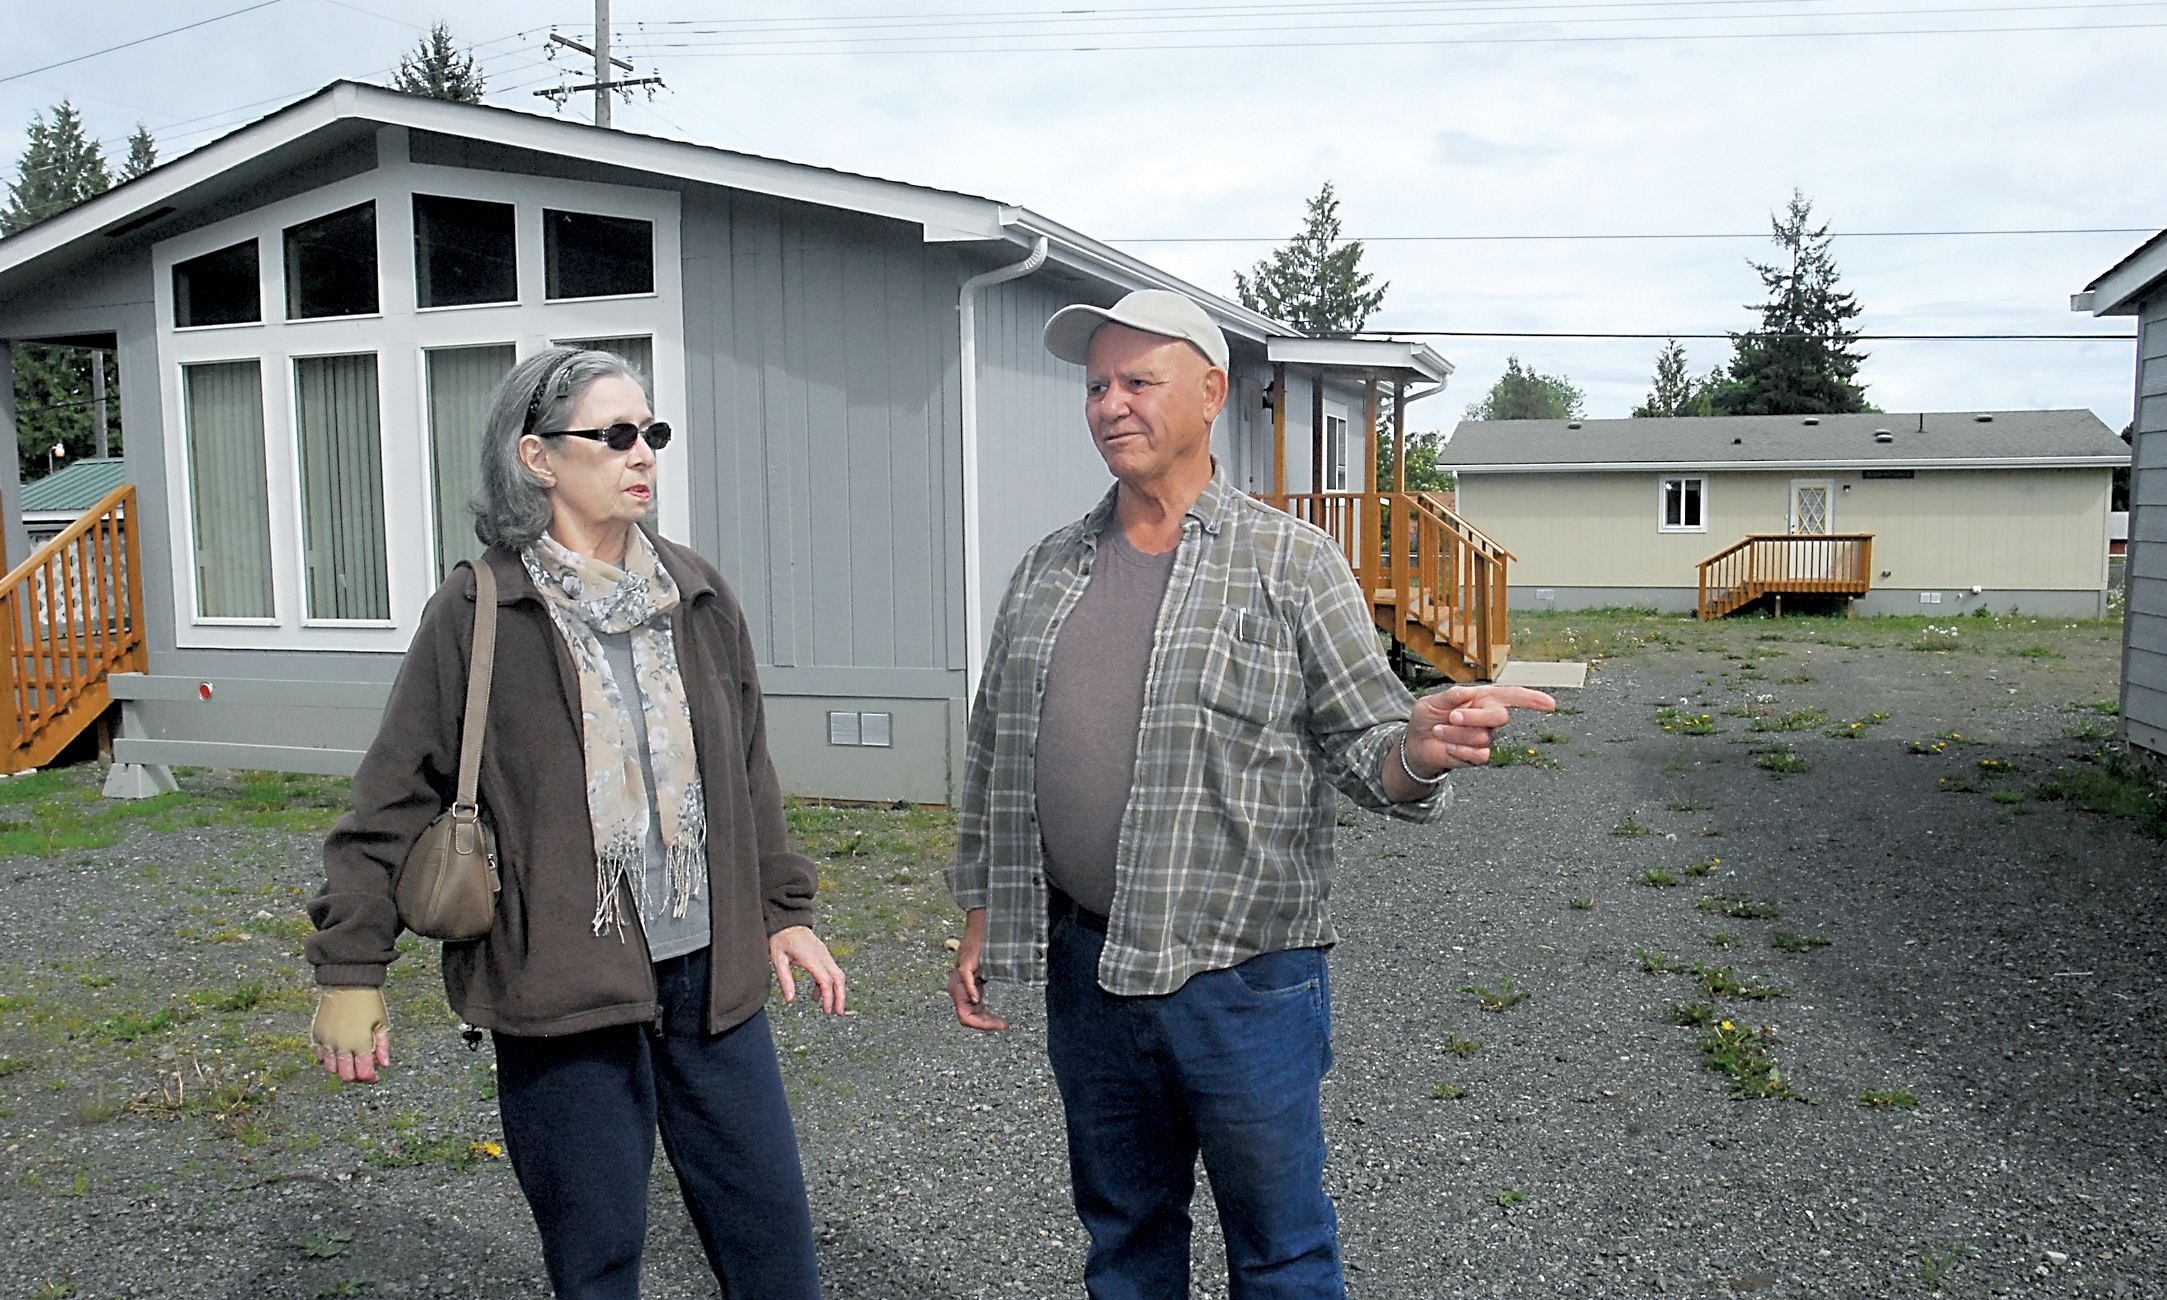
[1511,585,2110,619]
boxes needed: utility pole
[89,349,108,459]
[535,0,664,128]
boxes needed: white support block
[103,762,179,800]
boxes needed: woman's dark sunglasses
[543,421,672,452]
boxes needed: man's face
[1084,323,1228,487]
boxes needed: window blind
[294,354,390,619]
[426,344,515,580]
[182,360,276,618]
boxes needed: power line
[1113,227,2156,242]
[0,0,290,86]
[1349,330,2139,339]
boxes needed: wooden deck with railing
[1697,533,1874,619]
[1,484,146,769]
[1257,490,1512,681]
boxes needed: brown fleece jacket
[306,536,819,1037]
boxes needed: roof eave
[1451,457,2131,473]
[2081,228,2167,317]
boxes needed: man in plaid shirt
[946,289,1553,1299]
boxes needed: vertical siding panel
[793,224,851,665]
[882,238,936,670]
[740,197,801,667]
[2125,294,2167,754]
[841,232,898,666]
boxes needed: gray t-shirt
[598,631,711,962]
[1033,524,1178,916]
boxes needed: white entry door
[1789,479,1836,579]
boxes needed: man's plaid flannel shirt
[947,469,1452,996]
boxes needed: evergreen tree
[1717,190,1870,415]
[395,22,487,103]
[1234,182,1387,335]
[1632,338,1727,417]
[119,123,157,181]
[4,104,124,478]
[1,102,109,235]
[1465,356,1584,421]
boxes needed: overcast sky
[4,0,2160,432]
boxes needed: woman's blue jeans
[493,947,820,1300]
[1045,908,1344,1300]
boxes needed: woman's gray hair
[471,347,651,550]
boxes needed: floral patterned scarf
[521,528,707,938]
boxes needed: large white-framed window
[152,127,685,652]
[1659,475,1707,532]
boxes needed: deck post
[1391,378,1406,494]
[1270,362,1287,498]
[1362,373,1379,584]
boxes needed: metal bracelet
[1398,735,1447,788]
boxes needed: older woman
[305,347,841,1300]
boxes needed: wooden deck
[1,485,146,769]
[1257,490,1512,681]
[1698,534,1874,619]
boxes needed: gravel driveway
[0,612,2159,1299]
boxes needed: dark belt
[1047,885,1109,935]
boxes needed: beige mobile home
[1445,410,2128,618]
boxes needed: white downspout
[958,236,1048,704]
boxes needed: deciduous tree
[1465,356,1584,421]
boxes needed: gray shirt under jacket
[598,630,712,962]
[1033,525,1180,917]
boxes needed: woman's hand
[310,987,391,1082]
[769,926,848,1015]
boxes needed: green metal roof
[21,459,127,513]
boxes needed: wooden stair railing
[1257,490,1513,682]
[0,484,146,769]
[1697,533,1874,619]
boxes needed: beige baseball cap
[1043,289,1230,371]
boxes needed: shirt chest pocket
[1194,605,1301,732]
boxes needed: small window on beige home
[1660,475,1705,532]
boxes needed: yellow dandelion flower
[1719,1020,1734,1031]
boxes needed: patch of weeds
[1553,705,1583,715]
[1907,739,1949,755]
[1696,1015,1791,1099]
[1655,707,1718,735]
[1494,1189,1527,1207]
[1694,962,1784,1001]
[1860,1089,1918,1110]
[74,1091,126,1124]
[1990,790,2026,805]
[1460,978,1531,1012]
[0,1055,34,1077]
[80,1006,187,1043]
[29,1279,74,1300]
[191,981,266,1012]
[1638,948,1682,975]
[1665,800,1714,812]
[1489,745,1560,770]
[1705,932,1739,949]
[1750,708,1830,733]
[1826,712,1892,739]
[2032,756,2167,837]
[1611,817,1652,838]
[2066,716,2117,741]
[2011,644,2059,659]
[2067,700,2119,715]
[1698,894,1781,920]
[1568,897,1594,911]
[1534,730,1570,745]
[1771,932,1832,953]
[1433,1083,1471,1100]
[1683,858,1719,877]
[1938,772,1988,794]
[1917,1242,1970,1290]
[1753,746,1812,775]
[298,1232,355,1259]
[1910,625,1963,651]
[1977,757,2015,774]
[1639,869,1680,888]
[1934,730,1980,746]
[1443,1033,1485,1055]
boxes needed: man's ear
[1201,366,1229,423]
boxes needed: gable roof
[1445,410,2129,474]
[0,81,1289,343]
[2079,228,2167,317]
[21,458,127,515]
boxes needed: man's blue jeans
[1045,906,1344,1300]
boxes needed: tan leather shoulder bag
[394,559,502,941]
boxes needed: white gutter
[958,236,1048,704]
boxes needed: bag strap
[453,559,500,814]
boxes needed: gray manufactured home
[2077,233,2167,765]
[0,82,1414,803]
